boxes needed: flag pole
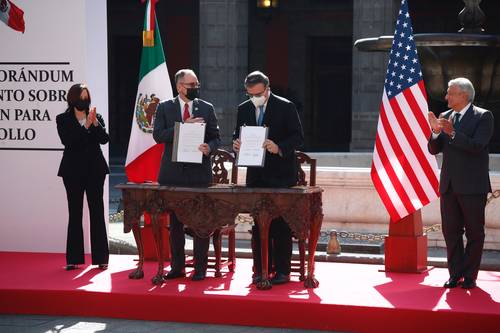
[384,209,429,273]
[369,0,439,273]
[142,0,157,47]
[131,0,170,262]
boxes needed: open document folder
[236,125,268,167]
[172,122,206,164]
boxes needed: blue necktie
[257,106,264,126]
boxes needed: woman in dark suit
[56,83,110,270]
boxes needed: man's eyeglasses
[181,82,201,88]
[246,90,267,98]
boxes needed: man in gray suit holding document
[153,69,220,281]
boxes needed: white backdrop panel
[0,0,108,253]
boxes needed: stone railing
[233,153,500,250]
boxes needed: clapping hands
[428,112,454,136]
[89,107,98,127]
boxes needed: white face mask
[250,95,266,108]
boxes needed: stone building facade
[108,0,500,156]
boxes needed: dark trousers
[441,189,487,280]
[252,217,292,276]
[168,213,209,273]
[63,175,109,265]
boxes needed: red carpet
[1,252,499,332]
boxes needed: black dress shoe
[461,278,476,289]
[443,277,461,288]
[164,270,186,280]
[65,264,78,271]
[191,271,206,281]
[271,273,290,285]
[252,276,263,285]
[98,264,108,270]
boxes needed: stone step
[111,153,500,171]
[298,152,500,171]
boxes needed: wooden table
[116,183,323,290]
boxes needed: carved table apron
[116,183,323,290]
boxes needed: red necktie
[183,103,190,122]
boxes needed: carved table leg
[298,239,306,281]
[256,214,273,290]
[228,228,236,272]
[129,222,145,279]
[151,211,166,285]
[213,229,222,277]
[304,195,323,288]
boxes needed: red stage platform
[1,252,499,332]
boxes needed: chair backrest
[211,148,238,184]
[295,151,317,186]
[211,149,314,186]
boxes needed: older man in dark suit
[428,77,494,289]
[153,69,220,281]
[233,71,304,284]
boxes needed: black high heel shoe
[98,264,108,270]
[65,264,78,271]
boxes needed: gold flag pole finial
[142,0,158,47]
[143,30,154,47]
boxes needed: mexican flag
[0,0,25,33]
[125,0,173,183]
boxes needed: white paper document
[172,122,206,164]
[236,125,268,167]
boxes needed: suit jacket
[428,105,494,194]
[233,93,304,188]
[153,96,220,186]
[56,110,110,178]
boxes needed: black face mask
[74,98,90,112]
[185,87,200,101]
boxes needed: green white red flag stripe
[0,0,25,33]
[125,0,173,183]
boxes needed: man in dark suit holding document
[153,69,220,281]
[233,71,304,284]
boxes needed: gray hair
[448,77,475,102]
[244,71,270,88]
[175,69,197,84]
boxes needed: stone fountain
[354,0,500,107]
[352,0,500,269]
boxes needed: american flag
[371,0,440,222]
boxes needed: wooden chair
[292,151,317,281]
[250,151,317,281]
[210,149,238,277]
[185,148,238,277]
[189,149,315,279]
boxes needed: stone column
[351,0,398,151]
[199,0,248,146]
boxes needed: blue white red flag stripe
[371,0,439,222]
